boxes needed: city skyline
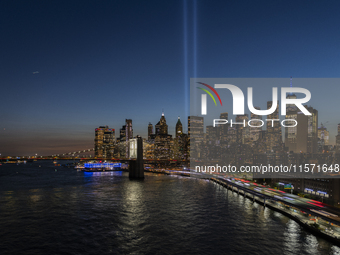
[2,0,340,155]
[1,107,337,157]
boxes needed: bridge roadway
[208,175,340,226]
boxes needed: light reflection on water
[0,162,339,254]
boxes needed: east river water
[0,161,339,254]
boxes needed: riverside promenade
[210,177,340,245]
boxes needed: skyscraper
[119,125,126,142]
[155,112,168,135]
[219,112,228,144]
[307,106,318,153]
[175,116,183,136]
[159,113,168,135]
[148,122,153,141]
[318,123,329,151]
[118,119,133,158]
[172,117,188,161]
[206,125,218,141]
[125,119,133,140]
[235,114,248,144]
[154,113,171,159]
[285,111,307,153]
[250,107,262,143]
[336,124,340,152]
[188,116,204,159]
[220,112,228,119]
[286,81,298,113]
[188,116,204,140]
[266,100,282,152]
[125,119,133,158]
[94,126,115,158]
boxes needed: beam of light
[183,0,189,118]
[193,0,197,79]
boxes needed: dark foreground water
[0,161,339,255]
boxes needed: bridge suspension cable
[51,148,95,157]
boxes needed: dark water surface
[0,161,339,255]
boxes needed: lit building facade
[148,122,153,141]
[94,126,115,158]
[235,114,249,145]
[318,123,329,152]
[125,119,133,140]
[307,106,318,153]
[188,116,204,159]
[285,111,308,153]
[118,119,133,157]
[143,139,154,159]
[336,123,340,152]
[175,116,183,136]
[266,100,282,152]
[153,113,172,160]
[216,112,229,155]
[249,107,262,144]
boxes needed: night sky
[1,0,340,156]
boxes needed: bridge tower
[129,136,144,179]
